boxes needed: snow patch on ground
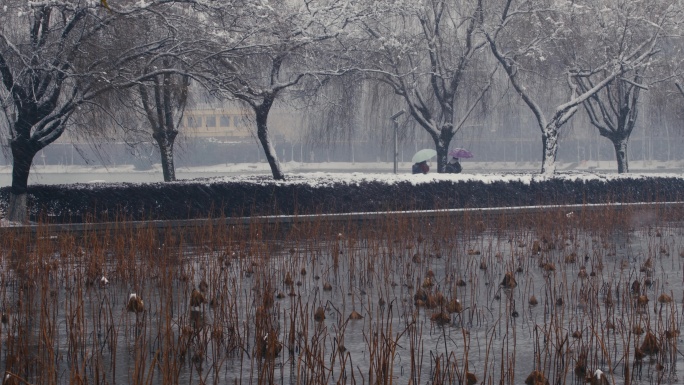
[8,169,683,191]
[1,159,683,178]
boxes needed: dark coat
[412,162,429,174]
[445,161,462,174]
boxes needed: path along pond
[1,206,683,385]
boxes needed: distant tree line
[1,0,683,222]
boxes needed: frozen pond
[0,212,683,384]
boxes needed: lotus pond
[0,205,683,385]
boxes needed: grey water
[2,220,683,384]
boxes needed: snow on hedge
[198,171,684,188]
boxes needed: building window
[205,116,216,127]
[234,116,240,127]
[220,115,231,127]
[187,116,202,127]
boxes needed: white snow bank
[197,170,684,189]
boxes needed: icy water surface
[1,219,683,385]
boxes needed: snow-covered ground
[0,159,682,186]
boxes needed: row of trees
[1,0,683,222]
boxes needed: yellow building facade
[180,108,252,139]
[180,107,299,140]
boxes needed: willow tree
[358,0,494,172]
[124,1,241,182]
[138,70,189,182]
[209,0,362,180]
[0,0,195,223]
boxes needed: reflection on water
[1,215,683,384]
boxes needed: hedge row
[0,175,682,223]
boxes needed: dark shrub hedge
[0,174,682,223]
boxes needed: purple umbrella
[448,148,474,159]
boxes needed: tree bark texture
[612,138,629,173]
[8,136,40,223]
[541,128,559,175]
[6,192,28,225]
[154,132,177,182]
[139,73,186,182]
[256,105,284,180]
[431,130,455,173]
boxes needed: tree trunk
[431,130,454,173]
[7,139,39,224]
[611,137,629,173]
[155,135,177,182]
[6,193,28,224]
[138,72,187,183]
[541,127,559,175]
[256,107,284,180]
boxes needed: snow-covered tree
[0,0,197,223]
[483,0,666,174]
[358,0,494,172]
[209,0,361,180]
[130,6,204,182]
[572,1,681,173]
[575,73,643,173]
[138,69,189,182]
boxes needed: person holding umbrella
[411,149,436,174]
[445,158,462,174]
[412,161,430,174]
[445,148,473,173]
